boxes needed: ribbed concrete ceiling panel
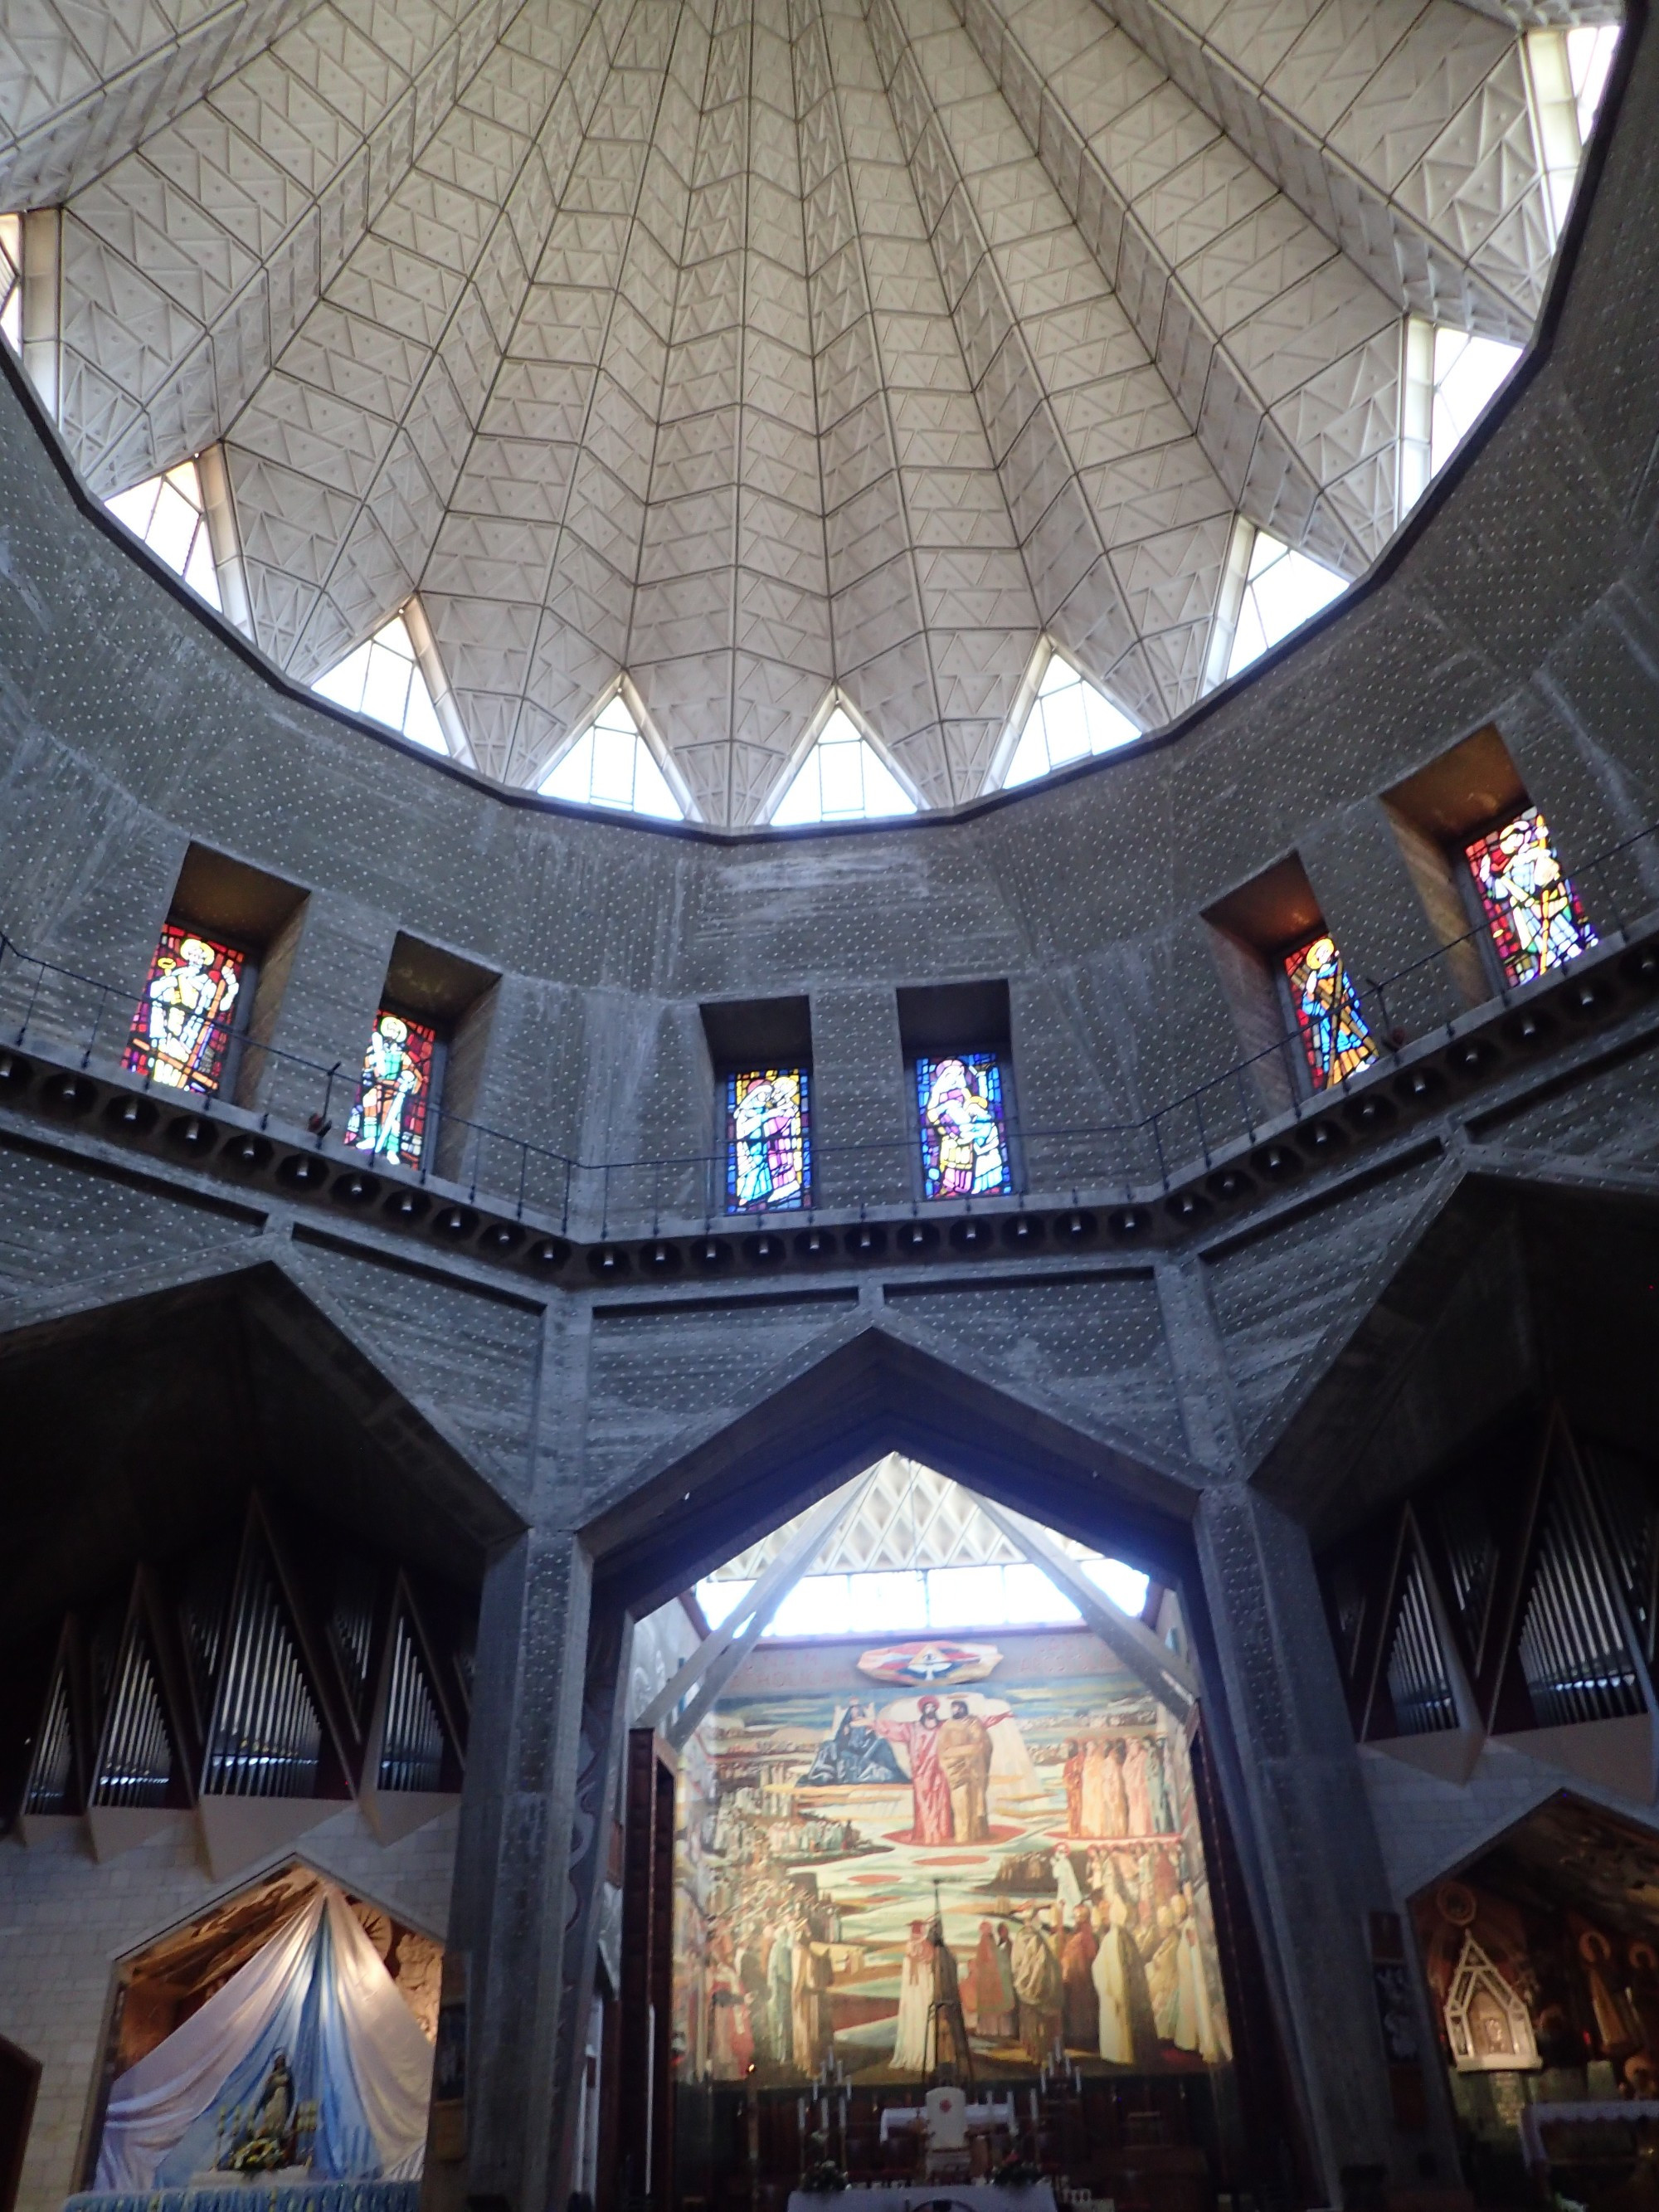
[15,0,1593,820]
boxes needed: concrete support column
[443,1527,596,2212]
[1194,1484,1446,2199]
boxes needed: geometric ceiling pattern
[0,0,1616,821]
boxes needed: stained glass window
[725,1067,810,1212]
[1283,934,1376,1090]
[105,459,222,610]
[916,1052,1013,1199]
[313,609,448,753]
[125,925,246,1094]
[346,1008,437,1170]
[1465,804,1597,987]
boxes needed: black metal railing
[4,811,1658,1241]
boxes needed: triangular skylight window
[1225,529,1348,680]
[105,459,222,611]
[1001,652,1138,789]
[538,693,685,820]
[0,214,20,354]
[770,707,917,825]
[1428,329,1523,477]
[313,609,449,754]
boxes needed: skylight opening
[105,460,222,611]
[695,1556,1151,1640]
[770,708,918,826]
[0,215,20,355]
[1224,529,1348,680]
[1429,330,1524,478]
[539,692,685,819]
[313,610,449,753]
[1000,651,1139,789]
[1567,24,1619,142]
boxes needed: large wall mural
[673,1628,1230,2086]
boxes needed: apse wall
[0,10,1656,1221]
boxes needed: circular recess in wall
[276,1152,329,1189]
[222,1131,273,1172]
[895,1220,939,1255]
[843,1223,887,1258]
[431,1203,479,1240]
[1621,942,1659,992]
[526,1235,572,1269]
[1055,1209,1097,1243]
[382,1186,430,1224]
[1565,972,1608,1018]
[588,1244,630,1278]
[1107,1206,1151,1240]
[1502,1005,1555,1049]
[640,1240,680,1274]
[1206,1166,1252,1201]
[1000,1213,1045,1250]
[1249,1143,1301,1182]
[1393,1064,1445,1107]
[332,1167,380,1205]
[164,1113,217,1155]
[1343,1092,1397,1134]
[794,1225,838,1259]
[948,1217,995,1252]
[1296,1117,1347,1159]
[41,1071,97,1115]
[1443,1035,1498,1079]
[104,1092,158,1137]
[479,1221,525,1255]
[744,1230,788,1265]
[1164,1189,1209,1226]
[692,1236,732,1270]
[0,1050,32,1092]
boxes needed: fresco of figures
[671,1628,1231,2085]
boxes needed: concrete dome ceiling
[0,0,1614,822]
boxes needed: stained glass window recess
[539,693,684,819]
[1225,529,1347,680]
[726,1067,810,1212]
[916,1053,1013,1199]
[1429,330,1522,478]
[770,708,917,825]
[1283,934,1376,1091]
[105,460,222,611]
[313,610,448,753]
[1465,805,1597,988]
[125,925,245,1094]
[346,1008,437,1171]
[0,214,20,354]
[1001,652,1138,788]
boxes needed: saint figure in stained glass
[727,1068,809,1212]
[346,1009,435,1169]
[1283,935,1375,1090]
[916,1053,1011,1199]
[125,926,243,1093]
[1465,806,1597,987]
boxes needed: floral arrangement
[992,2155,1044,2187]
[800,2161,849,2194]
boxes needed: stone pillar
[1194,1484,1452,2199]
[441,1526,596,2212]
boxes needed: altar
[786,2184,1058,2212]
[66,2184,421,2212]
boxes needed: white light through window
[1429,330,1524,477]
[771,707,917,825]
[105,460,221,611]
[1002,652,1138,788]
[0,215,20,354]
[1568,24,1619,142]
[1225,529,1347,680]
[694,1557,1151,1638]
[313,610,449,753]
[539,693,684,819]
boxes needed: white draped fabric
[96,1886,432,2191]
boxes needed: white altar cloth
[788,2183,1055,2212]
